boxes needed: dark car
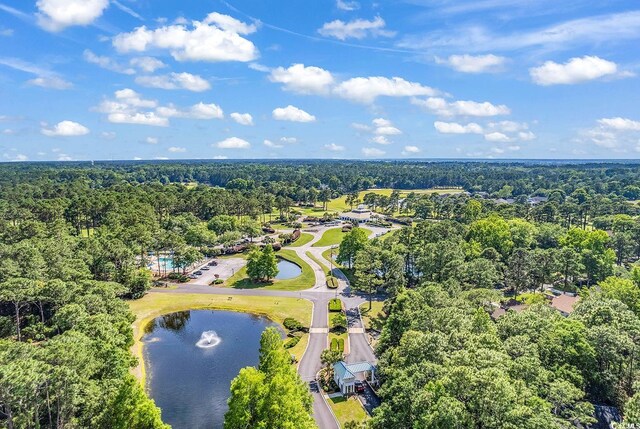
[208,261,218,266]
[309,381,319,393]
[194,271,203,276]
[355,381,365,393]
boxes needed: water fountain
[195,330,222,348]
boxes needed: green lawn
[286,232,314,247]
[359,301,385,331]
[321,248,356,284]
[222,249,315,291]
[328,395,369,426]
[128,292,312,383]
[313,227,372,248]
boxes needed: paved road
[151,223,388,428]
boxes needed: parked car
[208,261,218,266]
[355,381,365,393]
[309,381,319,392]
[188,274,197,279]
[194,271,203,276]
[201,266,210,270]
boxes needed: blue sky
[0,0,639,161]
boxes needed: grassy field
[312,227,372,248]
[286,232,314,247]
[315,188,465,214]
[222,249,315,291]
[328,395,369,427]
[128,292,313,383]
[359,301,385,331]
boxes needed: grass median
[222,249,315,291]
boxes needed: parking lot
[189,257,247,286]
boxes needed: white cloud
[598,117,640,131]
[412,97,510,117]
[216,137,250,149]
[108,112,168,127]
[96,89,169,127]
[145,137,158,144]
[484,132,511,142]
[269,64,335,95]
[37,0,109,32]
[230,112,254,126]
[96,89,224,126]
[202,12,258,34]
[101,131,116,139]
[130,57,166,73]
[135,72,211,92]
[371,135,390,145]
[584,117,640,150]
[325,143,345,151]
[272,105,316,122]
[27,76,73,90]
[212,155,228,159]
[281,137,297,144]
[83,50,135,74]
[0,28,14,37]
[434,121,483,134]
[435,54,506,73]
[157,102,224,120]
[375,126,402,136]
[336,0,359,11]
[113,13,258,62]
[41,120,90,137]
[403,145,420,153]
[318,16,395,41]
[398,11,640,53]
[530,56,618,86]
[168,146,186,153]
[335,76,437,104]
[263,139,283,148]
[351,122,371,132]
[518,131,536,141]
[362,147,385,157]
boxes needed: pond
[275,258,302,279]
[143,310,280,429]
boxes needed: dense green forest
[1,160,640,428]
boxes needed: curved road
[152,224,386,428]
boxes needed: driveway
[357,382,381,416]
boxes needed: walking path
[151,223,386,428]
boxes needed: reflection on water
[143,310,279,429]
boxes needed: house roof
[334,361,376,382]
[341,211,371,220]
[334,361,356,382]
[345,361,376,374]
[551,294,579,315]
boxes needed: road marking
[309,328,329,333]
[348,328,365,333]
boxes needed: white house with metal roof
[333,361,376,395]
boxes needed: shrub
[212,279,223,285]
[338,338,344,352]
[331,313,347,332]
[284,336,301,349]
[284,317,304,332]
[327,277,339,289]
[330,338,338,351]
[328,298,342,311]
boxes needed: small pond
[143,310,280,429]
[275,258,302,279]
